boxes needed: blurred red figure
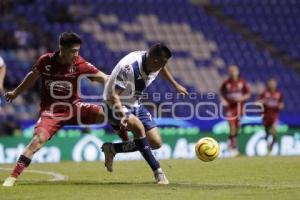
[220,65,251,157]
[258,78,284,154]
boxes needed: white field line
[0,167,68,181]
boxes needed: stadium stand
[0,0,299,135]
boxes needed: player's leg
[225,107,238,150]
[111,127,162,153]
[114,126,129,141]
[227,105,241,157]
[268,121,278,152]
[3,115,62,187]
[75,102,128,141]
[228,120,238,148]
[228,121,240,157]
[143,127,167,184]
[264,127,270,142]
[103,114,147,168]
[263,118,271,150]
[108,105,162,152]
[138,106,162,150]
[102,113,168,184]
[263,116,277,153]
[146,127,162,150]
[108,127,162,156]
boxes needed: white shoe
[154,169,169,185]
[228,148,240,157]
[232,149,240,157]
[2,177,16,187]
[101,143,115,172]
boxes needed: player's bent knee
[37,133,48,144]
[150,140,162,150]
[127,116,145,137]
[127,116,143,129]
[30,134,47,150]
[146,128,162,149]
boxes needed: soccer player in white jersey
[102,43,188,184]
[0,56,6,92]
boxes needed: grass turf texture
[1,156,300,200]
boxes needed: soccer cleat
[2,177,17,187]
[101,143,115,172]
[228,147,240,158]
[154,169,169,185]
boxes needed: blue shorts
[106,104,156,132]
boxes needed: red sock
[229,135,237,149]
[11,155,31,178]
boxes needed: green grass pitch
[1,156,300,200]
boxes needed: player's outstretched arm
[159,67,188,96]
[0,63,6,92]
[89,71,109,84]
[5,68,40,102]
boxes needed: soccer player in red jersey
[220,65,251,156]
[2,32,108,187]
[258,78,284,153]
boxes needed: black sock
[134,137,160,171]
[113,141,138,153]
[19,155,31,166]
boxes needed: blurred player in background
[257,78,284,154]
[220,65,251,157]
[0,55,7,92]
[102,43,188,184]
[2,32,108,187]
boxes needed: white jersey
[103,51,160,107]
[0,56,5,67]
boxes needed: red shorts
[34,102,103,140]
[263,115,278,129]
[225,106,243,127]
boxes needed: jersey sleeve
[79,61,99,74]
[114,65,132,90]
[32,54,49,73]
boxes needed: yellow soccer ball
[195,137,219,162]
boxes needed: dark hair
[59,32,82,47]
[149,43,172,59]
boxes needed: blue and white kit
[103,51,161,131]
